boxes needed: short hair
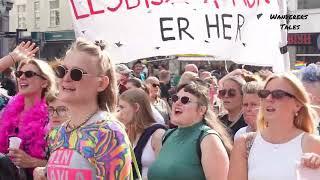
[242,81,264,94]
[159,70,170,81]
[127,78,143,88]
[301,63,320,82]
[145,76,159,84]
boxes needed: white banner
[69,0,284,68]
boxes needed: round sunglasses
[258,89,295,99]
[48,106,68,117]
[15,70,46,79]
[55,65,88,81]
[172,95,196,104]
[218,88,237,98]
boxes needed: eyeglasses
[55,65,88,81]
[171,95,196,105]
[257,89,295,99]
[152,83,160,88]
[48,106,68,117]
[15,70,45,79]
[218,88,237,98]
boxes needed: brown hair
[66,38,118,112]
[18,58,57,100]
[127,78,143,88]
[257,73,318,133]
[177,81,232,155]
[119,88,156,143]
[159,70,170,81]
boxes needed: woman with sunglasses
[46,38,132,179]
[145,77,171,125]
[233,80,263,140]
[0,56,57,179]
[148,81,231,180]
[117,88,167,179]
[229,73,320,180]
[218,75,247,137]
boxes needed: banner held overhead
[68,0,284,69]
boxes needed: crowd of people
[0,38,319,180]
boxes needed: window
[17,4,26,29]
[34,1,40,29]
[298,0,320,9]
[49,0,60,27]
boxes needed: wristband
[8,53,16,64]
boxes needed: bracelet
[8,53,16,64]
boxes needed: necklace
[65,110,99,133]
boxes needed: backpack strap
[133,124,167,178]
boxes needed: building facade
[9,0,75,60]
[288,0,320,68]
[0,0,14,58]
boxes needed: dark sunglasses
[171,95,195,105]
[55,65,88,81]
[48,106,68,117]
[258,89,295,99]
[152,83,160,88]
[15,70,45,79]
[218,89,237,98]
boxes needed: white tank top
[141,136,156,179]
[248,132,304,180]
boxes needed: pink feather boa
[0,94,48,159]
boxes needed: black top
[160,82,171,101]
[1,78,17,96]
[219,114,247,138]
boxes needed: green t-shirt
[148,121,216,180]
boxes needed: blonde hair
[18,58,57,100]
[242,81,264,95]
[119,88,156,143]
[257,73,318,133]
[178,71,198,86]
[66,38,118,112]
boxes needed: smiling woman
[45,38,133,180]
[228,73,320,180]
[0,57,57,179]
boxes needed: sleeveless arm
[228,135,248,180]
[95,126,132,180]
[201,133,229,180]
[151,128,166,156]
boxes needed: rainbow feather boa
[0,94,48,159]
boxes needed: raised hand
[10,41,39,63]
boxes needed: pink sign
[47,167,92,180]
[47,149,93,180]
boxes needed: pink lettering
[203,0,220,9]
[70,0,89,20]
[246,0,255,8]
[125,0,141,10]
[49,149,73,166]
[47,167,92,180]
[87,0,105,14]
[107,0,123,12]
[151,0,163,6]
